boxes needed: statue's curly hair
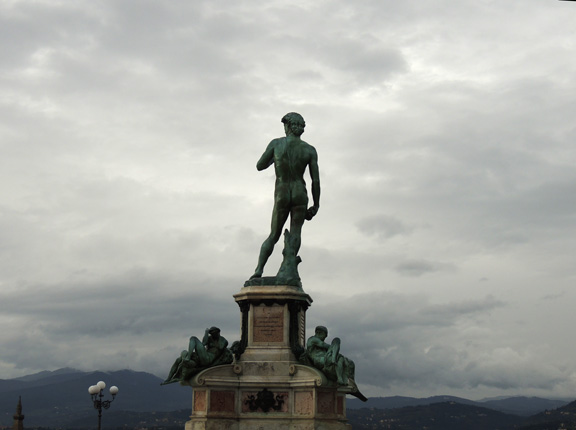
[281,112,306,136]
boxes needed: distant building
[12,397,24,430]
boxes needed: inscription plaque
[253,305,284,342]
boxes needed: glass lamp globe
[109,386,119,395]
[97,381,106,390]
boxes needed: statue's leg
[252,238,275,278]
[188,336,201,353]
[289,204,307,255]
[330,337,341,364]
[161,352,186,384]
[346,357,356,380]
[327,338,346,385]
[163,360,180,382]
[189,337,213,366]
[271,204,308,281]
[251,200,290,278]
[333,356,348,385]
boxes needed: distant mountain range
[348,399,576,430]
[0,368,574,429]
[518,399,576,430]
[347,394,571,416]
[0,368,190,427]
[348,401,526,430]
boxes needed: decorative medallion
[244,388,285,413]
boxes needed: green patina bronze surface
[302,325,367,401]
[161,327,233,385]
[249,112,320,284]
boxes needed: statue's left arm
[256,140,276,171]
[220,337,229,349]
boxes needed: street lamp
[88,380,119,430]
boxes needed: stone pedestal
[184,285,351,430]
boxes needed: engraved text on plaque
[253,305,284,342]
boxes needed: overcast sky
[1,0,576,401]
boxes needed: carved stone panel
[253,305,284,343]
[337,395,344,416]
[210,390,235,413]
[317,390,335,415]
[294,391,313,415]
[193,390,207,413]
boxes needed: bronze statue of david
[250,112,320,282]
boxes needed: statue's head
[281,112,305,137]
[315,325,328,340]
[208,327,221,337]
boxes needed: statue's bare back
[250,113,320,282]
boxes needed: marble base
[185,363,351,430]
[182,284,351,430]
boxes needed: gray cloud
[314,37,408,85]
[395,260,439,277]
[356,214,413,240]
[304,292,571,396]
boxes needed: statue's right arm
[309,148,320,208]
[306,337,315,350]
[308,336,328,351]
[256,140,275,171]
[202,329,210,345]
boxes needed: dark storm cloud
[0,268,242,374]
[0,273,236,338]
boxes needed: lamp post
[88,380,119,430]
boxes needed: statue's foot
[250,270,263,279]
[351,389,368,402]
[347,378,368,402]
[160,378,178,386]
